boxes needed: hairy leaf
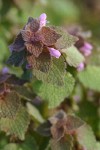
[0,106,30,140]
[33,56,66,86]
[37,73,75,108]
[0,91,21,118]
[25,41,43,57]
[40,27,61,46]
[27,51,51,72]
[12,85,34,100]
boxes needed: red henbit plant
[0,14,97,150]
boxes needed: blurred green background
[0,0,100,70]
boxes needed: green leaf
[77,101,99,134]
[3,144,19,150]
[13,85,34,100]
[0,106,30,140]
[0,91,21,119]
[20,135,39,150]
[78,66,100,91]
[76,124,96,150]
[62,46,84,67]
[2,136,39,150]
[95,142,100,150]
[37,73,75,108]
[53,26,77,50]
[26,102,44,123]
[33,56,66,86]
[0,38,8,62]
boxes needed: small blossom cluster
[9,13,62,70]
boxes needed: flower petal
[77,62,84,71]
[48,48,61,58]
[39,13,47,28]
[80,42,93,56]
[2,67,9,74]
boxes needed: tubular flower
[80,42,93,56]
[39,13,47,28]
[77,62,84,71]
[2,67,9,74]
[48,48,61,58]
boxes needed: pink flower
[2,67,9,74]
[80,42,93,56]
[77,62,84,71]
[48,47,61,58]
[26,64,32,69]
[39,13,47,28]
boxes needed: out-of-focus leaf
[0,106,30,140]
[0,38,8,62]
[27,102,44,123]
[3,143,19,150]
[0,74,11,84]
[2,135,39,150]
[95,142,100,150]
[87,49,100,66]
[76,124,96,150]
[78,66,100,91]
[77,101,99,134]
[62,46,84,67]
[0,91,21,118]
[36,73,75,108]
[20,135,39,150]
